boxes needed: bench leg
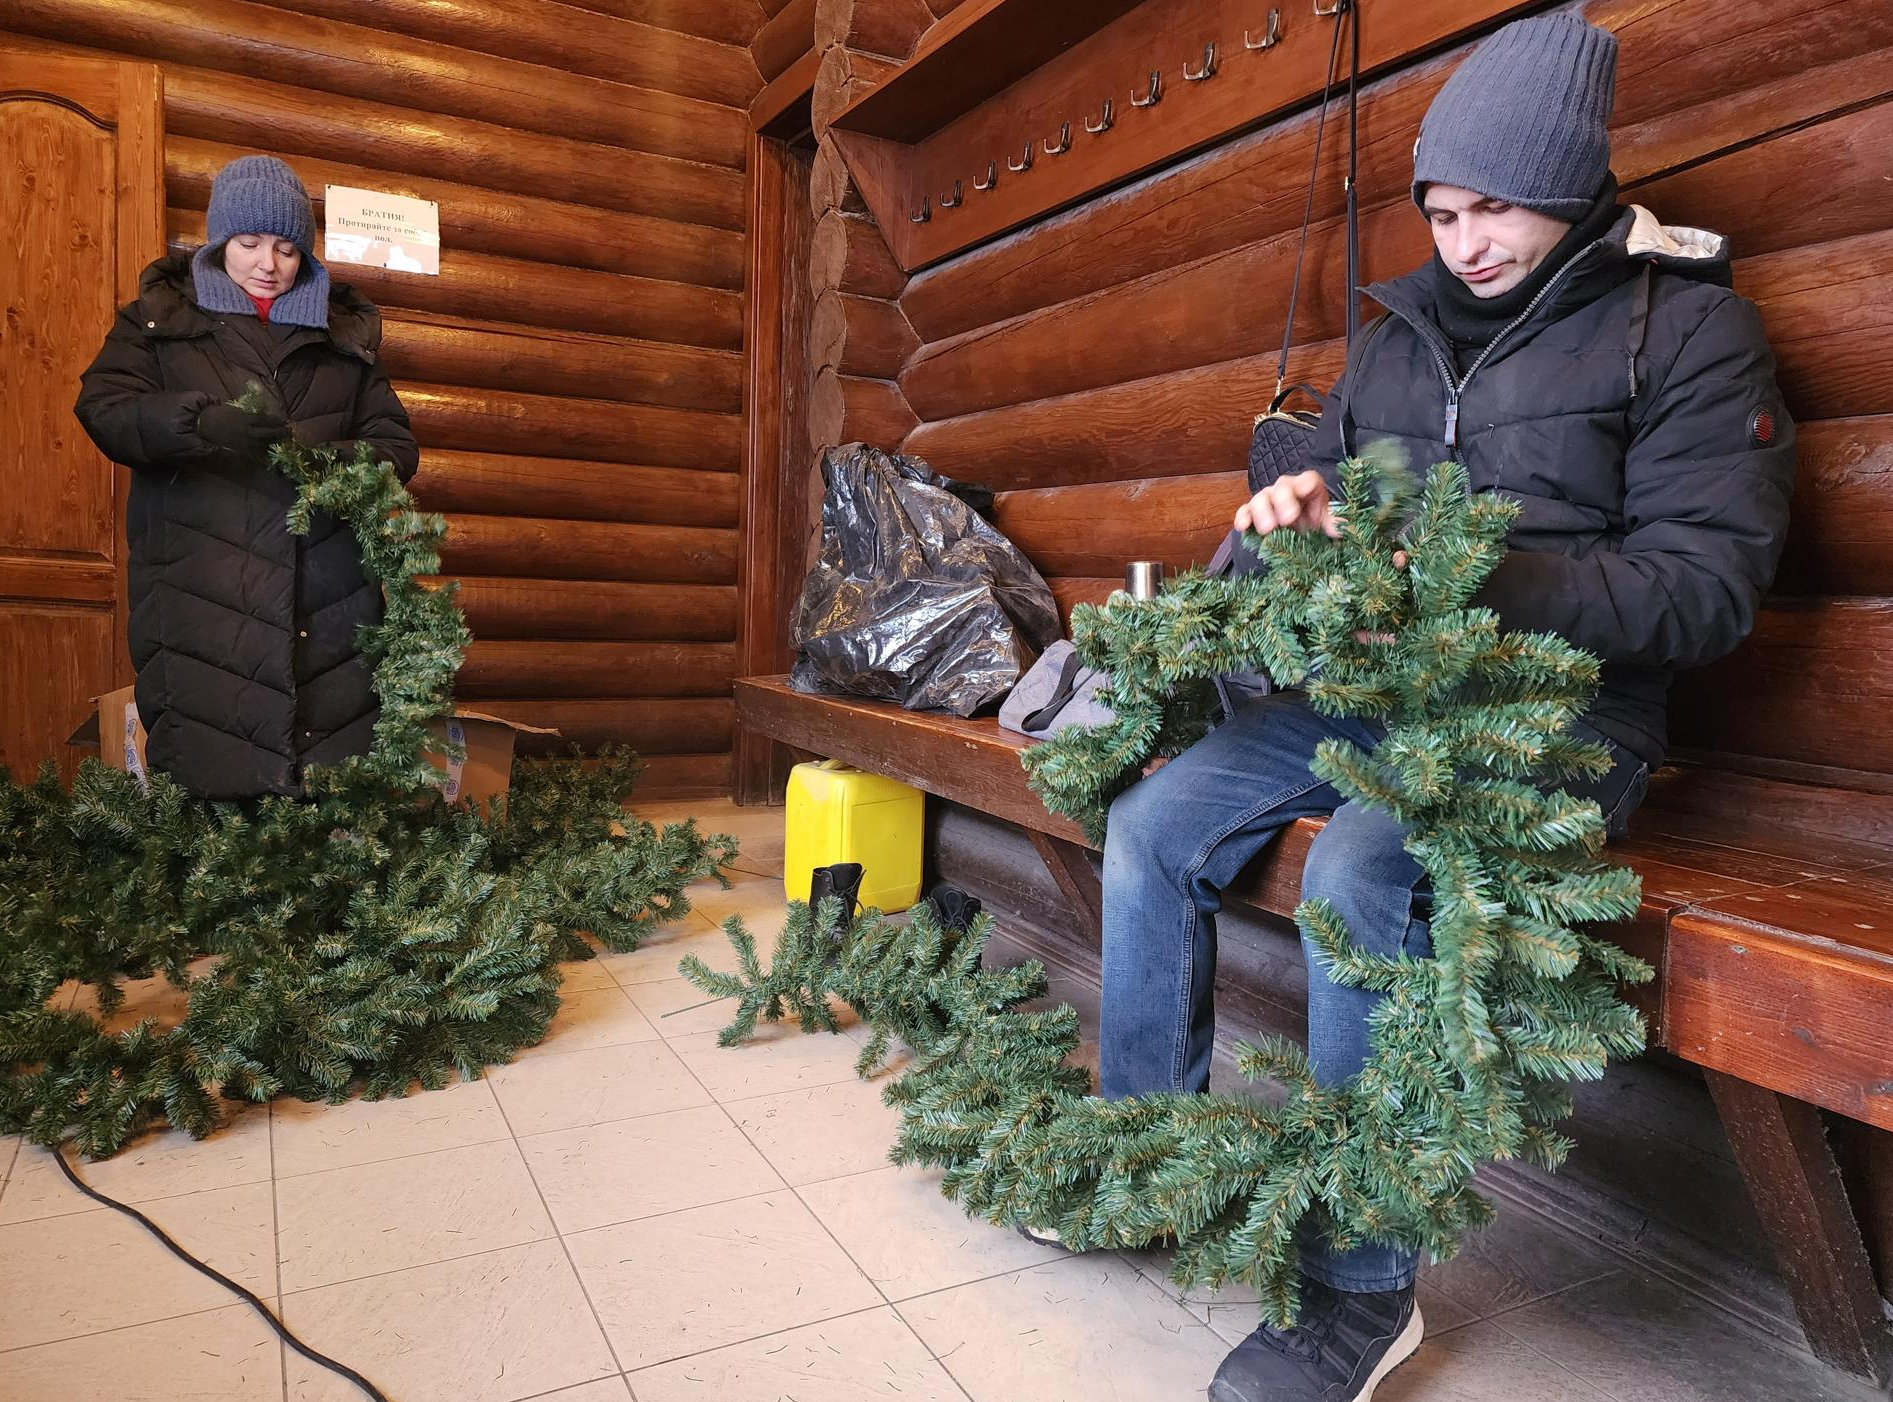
[1026,831,1103,948]
[1705,1070,1893,1382]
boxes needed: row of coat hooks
[910,0,1351,223]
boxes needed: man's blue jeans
[1099,691,1649,1294]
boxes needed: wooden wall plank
[458,641,738,697]
[168,136,745,289]
[1775,419,1893,599]
[378,317,744,418]
[560,0,766,47]
[812,290,919,378]
[258,0,764,108]
[754,0,816,82]
[4,0,749,168]
[399,384,743,472]
[480,698,735,752]
[444,578,739,641]
[0,32,748,230]
[991,471,1242,576]
[438,516,738,585]
[811,208,904,297]
[410,452,743,528]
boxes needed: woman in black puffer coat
[75,155,418,800]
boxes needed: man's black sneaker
[1208,1279,1422,1402]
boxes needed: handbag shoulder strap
[1275,1,1362,403]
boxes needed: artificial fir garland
[683,457,1647,1324]
[1,401,733,1157]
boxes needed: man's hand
[1234,469,1340,538]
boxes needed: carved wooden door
[0,53,163,782]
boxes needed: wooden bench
[737,672,1893,1380]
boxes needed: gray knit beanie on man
[190,155,331,328]
[1412,14,1617,220]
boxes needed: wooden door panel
[0,98,121,563]
[0,603,114,784]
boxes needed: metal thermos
[1125,561,1164,600]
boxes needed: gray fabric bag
[997,641,1117,738]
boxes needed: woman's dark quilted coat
[74,253,419,800]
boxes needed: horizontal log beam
[810,137,868,216]
[398,382,742,472]
[810,371,919,453]
[622,751,734,792]
[378,316,743,418]
[991,471,1245,578]
[753,0,815,82]
[438,515,738,585]
[0,32,747,230]
[811,208,904,298]
[168,208,741,351]
[410,451,742,528]
[168,136,744,290]
[813,0,933,60]
[478,698,734,753]
[441,577,738,640]
[4,0,748,168]
[458,640,737,698]
[556,0,764,47]
[812,290,918,379]
[812,45,896,139]
[1775,419,1893,598]
[257,0,763,108]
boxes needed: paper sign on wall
[323,185,440,275]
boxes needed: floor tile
[488,1039,711,1138]
[269,1076,509,1179]
[276,1139,553,1292]
[0,1107,272,1223]
[634,797,784,881]
[800,1166,1071,1302]
[592,913,741,987]
[556,955,622,992]
[727,1077,903,1185]
[519,1105,782,1235]
[1421,1205,1621,1316]
[686,874,795,944]
[1495,1271,1882,1402]
[628,1307,965,1402]
[671,1022,878,1102]
[1374,1318,1614,1401]
[528,1381,634,1402]
[620,974,752,1038]
[517,984,661,1057]
[565,1189,882,1371]
[0,1181,276,1350]
[0,1134,19,1190]
[898,1254,1229,1402]
[282,1239,617,1402]
[0,1301,285,1402]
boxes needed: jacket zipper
[1424,240,1607,449]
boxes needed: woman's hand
[196,403,290,456]
[1234,469,1340,538]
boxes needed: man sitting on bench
[1092,16,1796,1401]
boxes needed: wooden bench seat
[736,672,1893,1377]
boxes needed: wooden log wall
[0,0,771,795]
[817,0,1893,793]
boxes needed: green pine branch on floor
[1,399,736,1158]
[682,455,1646,1327]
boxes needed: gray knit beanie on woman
[1412,14,1617,220]
[190,155,331,327]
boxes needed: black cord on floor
[53,1144,391,1402]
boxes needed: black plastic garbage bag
[789,443,1062,716]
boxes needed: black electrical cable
[52,1145,391,1402]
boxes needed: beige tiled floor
[0,797,1876,1402]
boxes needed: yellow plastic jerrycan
[783,760,924,913]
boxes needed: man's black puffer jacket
[1305,205,1796,765]
[74,253,419,800]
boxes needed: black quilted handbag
[1246,0,1361,495]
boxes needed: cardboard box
[69,689,553,806]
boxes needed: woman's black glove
[196,403,290,456]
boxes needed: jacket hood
[135,252,383,361]
[1371,204,1733,329]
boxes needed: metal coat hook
[1043,121,1072,156]
[1086,98,1115,134]
[974,160,998,191]
[1007,141,1034,172]
[1184,42,1219,81]
[911,194,931,224]
[1130,69,1163,107]
[1245,10,1282,48]
[1314,0,1345,16]
[940,179,963,208]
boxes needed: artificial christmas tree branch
[1,402,735,1156]
[683,455,1646,1326]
